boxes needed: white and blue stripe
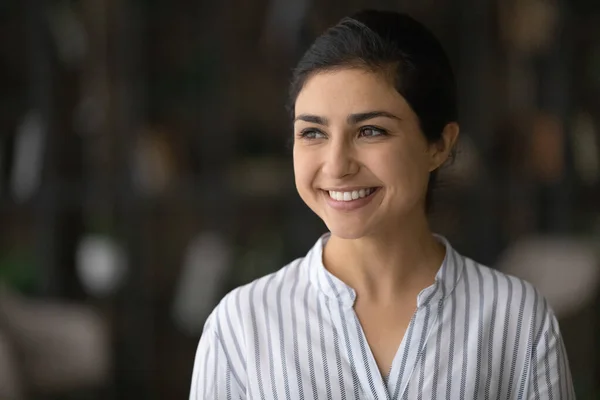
[190,233,575,399]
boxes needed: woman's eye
[359,127,386,138]
[300,129,326,139]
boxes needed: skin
[293,68,459,376]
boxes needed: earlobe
[427,145,444,172]
[428,122,460,171]
[428,151,445,172]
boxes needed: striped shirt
[190,233,575,399]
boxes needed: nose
[321,137,359,179]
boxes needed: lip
[322,187,381,211]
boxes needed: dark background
[0,0,599,399]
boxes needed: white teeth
[328,188,376,202]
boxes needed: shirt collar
[306,232,464,308]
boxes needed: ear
[428,122,460,172]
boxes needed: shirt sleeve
[528,302,575,400]
[190,313,246,400]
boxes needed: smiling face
[293,68,445,239]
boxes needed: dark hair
[289,9,458,211]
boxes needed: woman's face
[293,68,444,239]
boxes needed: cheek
[293,150,315,192]
[378,146,430,188]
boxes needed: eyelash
[359,126,387,138]
[298,126,388,140]
[297,129,326,140]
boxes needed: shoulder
[226,255,307,310]
[204,256,308,338]
[461,256,538,298]
[458,255,555,333]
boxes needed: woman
[190,9,574,399]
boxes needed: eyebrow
[294,111,401,126]
[294,114,329,125]
[348,111,402,124]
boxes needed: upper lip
[321,186,379,191]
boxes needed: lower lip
[323,188,380,211]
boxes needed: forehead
[294,69,410,118]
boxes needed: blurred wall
[0,0,599,399]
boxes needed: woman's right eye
[299,129,326,139]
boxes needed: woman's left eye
[359,127,386,138]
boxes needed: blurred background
[0,0,599,399]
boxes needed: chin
[323,219,374,240]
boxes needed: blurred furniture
[0,328,23,400]
[0,284,110,398]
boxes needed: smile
[327,188,377,202]
[322,187,380,211]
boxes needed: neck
[323,213,445,304]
